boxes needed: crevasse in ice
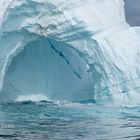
[0,0,140,104]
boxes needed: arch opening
[1,38,94,102]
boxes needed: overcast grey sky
[125,0,140,26]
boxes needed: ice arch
[0,37,94,102]
[0,0,140,104]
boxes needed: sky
[125,0,140,26]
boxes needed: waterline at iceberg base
[0,0,140,139]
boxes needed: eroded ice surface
[0,0,140,105]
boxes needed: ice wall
[0,0,140,104]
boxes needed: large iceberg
[0,0,140,104]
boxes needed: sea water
[0,100,140,140]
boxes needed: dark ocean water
[0,101,140,140]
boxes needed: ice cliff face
[0,0,140,105]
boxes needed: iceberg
[0,0,140,104]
